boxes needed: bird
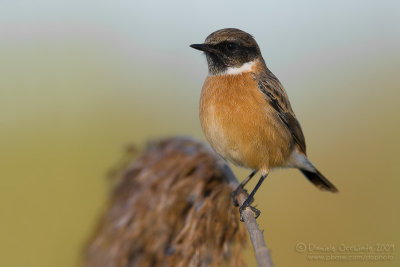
[190,28,338,219]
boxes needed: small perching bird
[190,28,338,218]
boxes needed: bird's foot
[239,197,260,222]
[231,185,243,207]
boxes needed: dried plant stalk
[83,137,272,267]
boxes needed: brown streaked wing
[256,70,307,153]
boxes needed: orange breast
[199,72,293,171]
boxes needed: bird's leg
[239,173,268,221]
[231,170,257,206]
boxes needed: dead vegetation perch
[83,137,272,267]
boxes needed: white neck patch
[222,60,256,75]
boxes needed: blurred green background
[1,1,399,266]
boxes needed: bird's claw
[231,185,243,207]
[239,197,260,222]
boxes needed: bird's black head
[190,28,262,75]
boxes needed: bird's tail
[300,168,338,193]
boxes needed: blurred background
[1,0,399,266]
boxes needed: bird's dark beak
[190,43,214,53]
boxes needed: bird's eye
[225,42,238,51]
